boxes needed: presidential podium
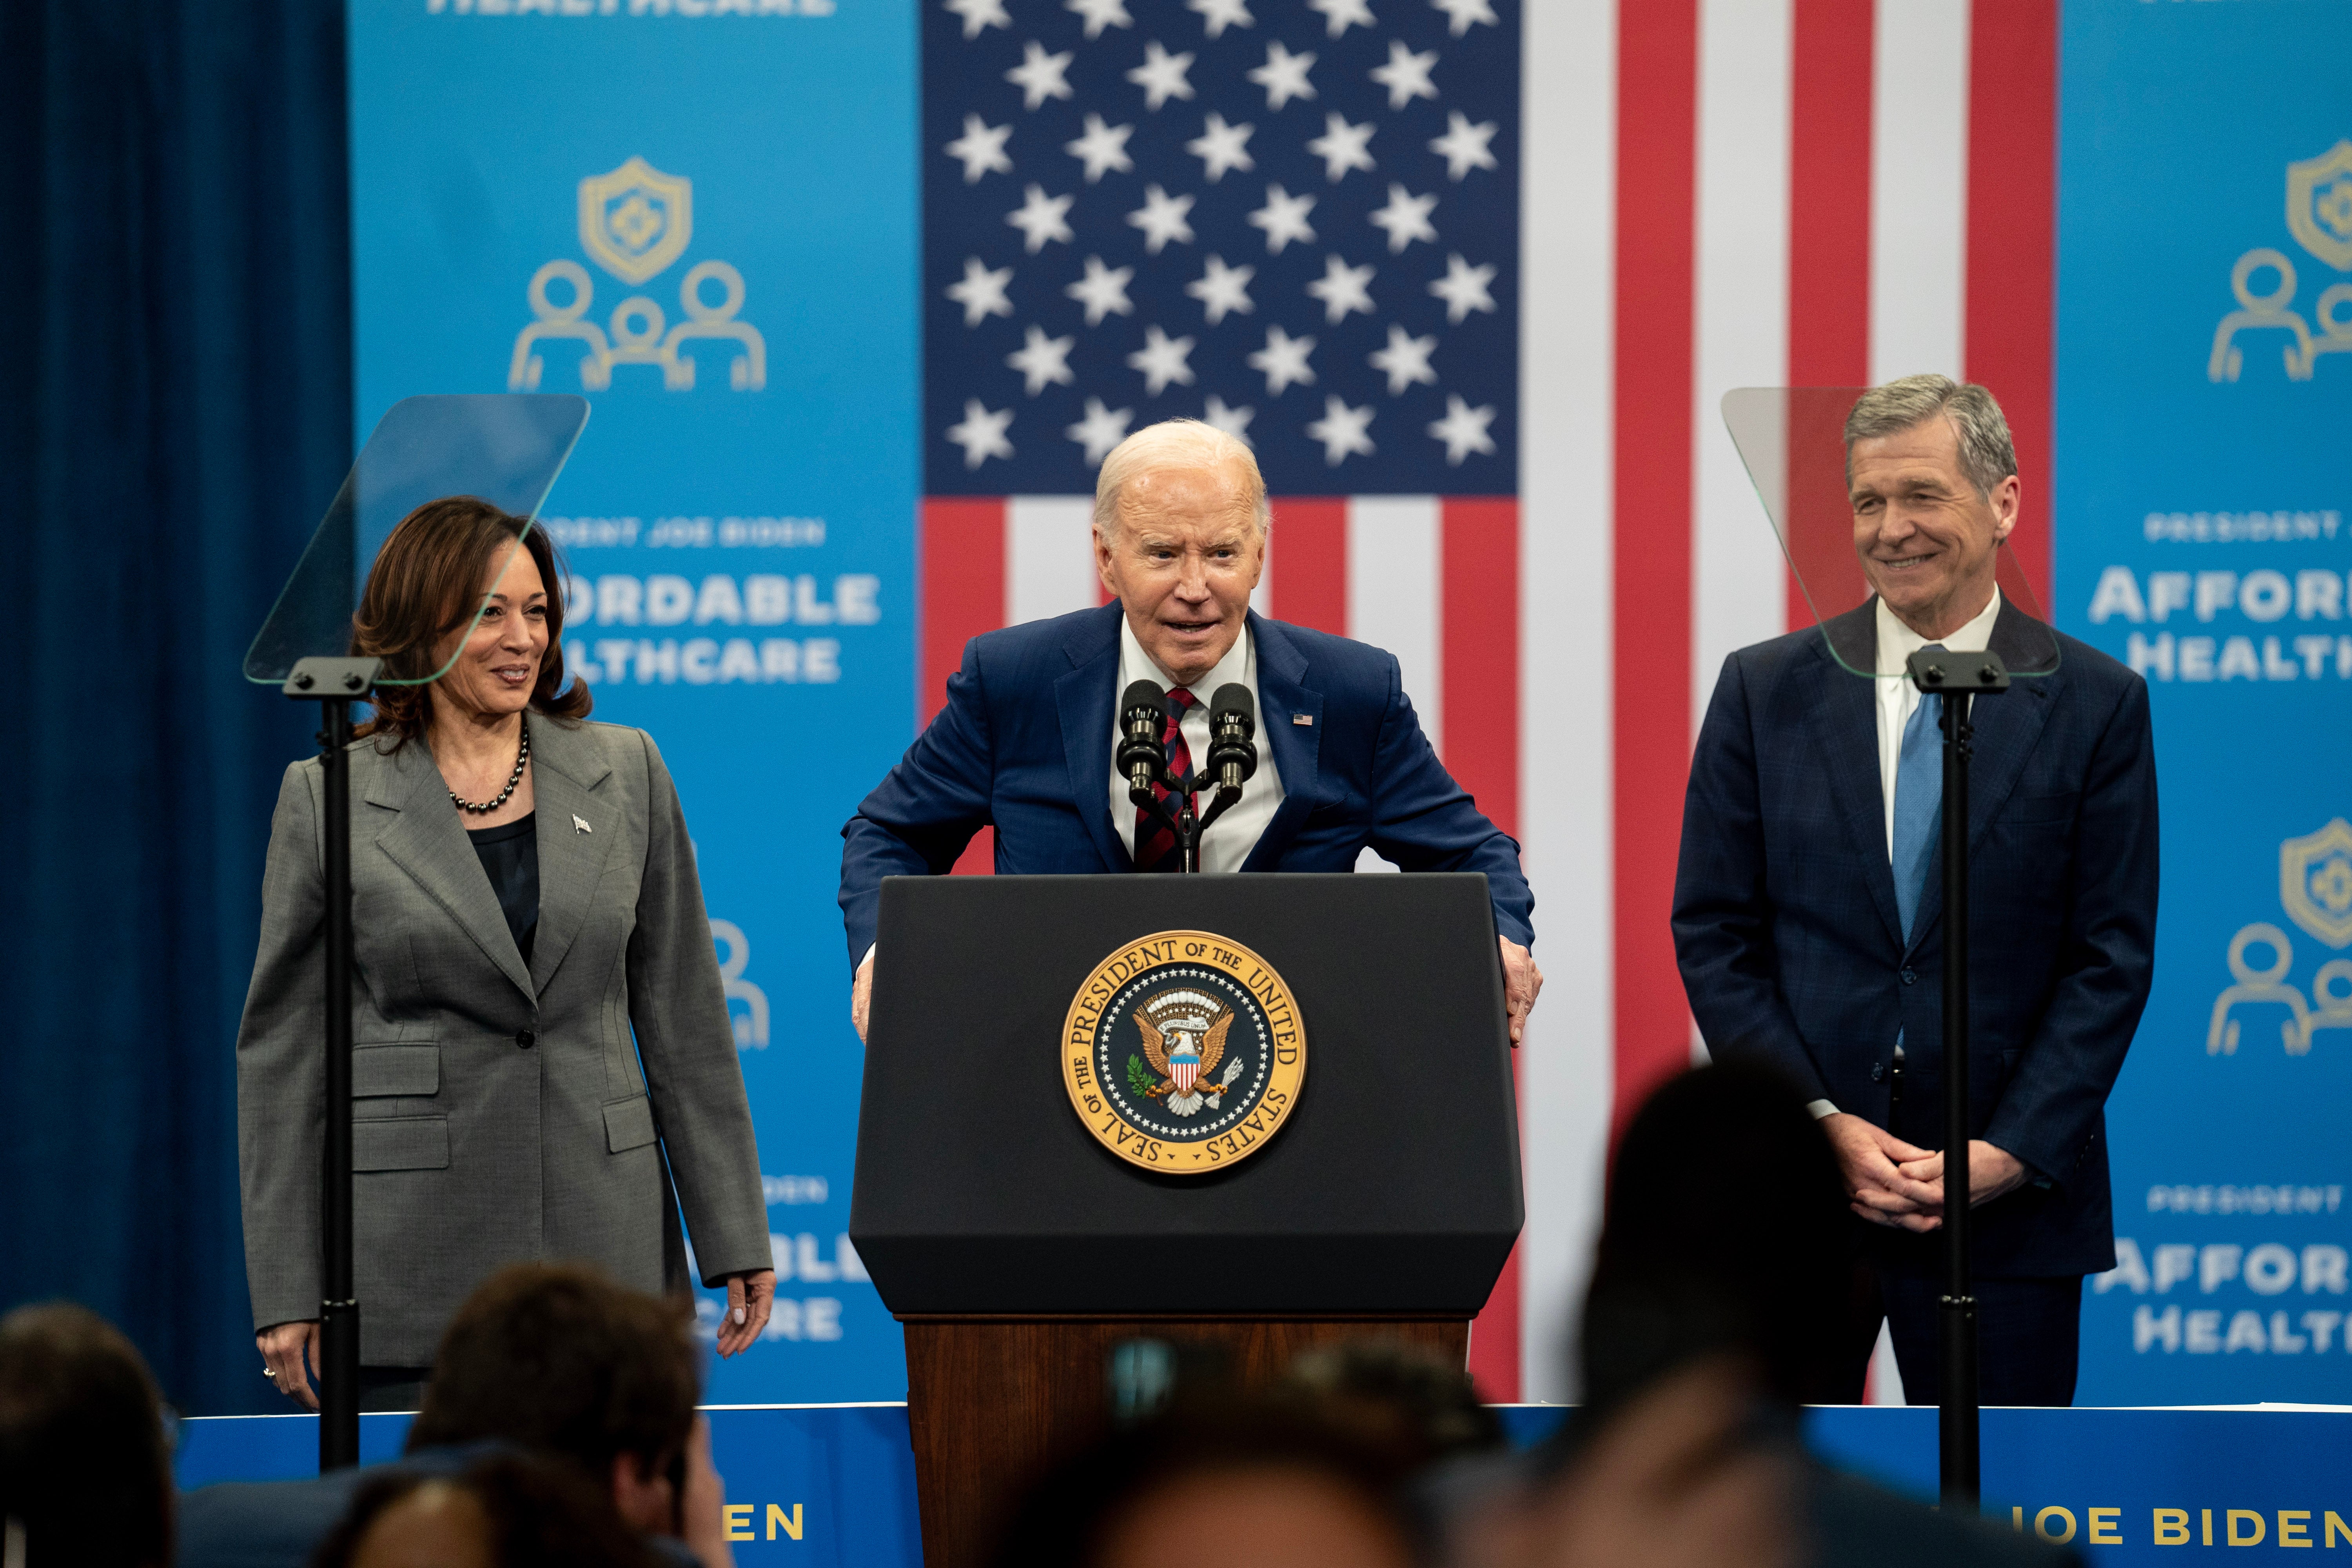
[849,873,1523,1568]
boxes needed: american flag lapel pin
[1293,714,1313,726]
[573,814,592,834]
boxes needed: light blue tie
[1891,645,1947,944]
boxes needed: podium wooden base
[899,1314,1470,1568]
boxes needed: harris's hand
[715,1269,775,1357]
[1894,1141,2029,1212]
[1819,1113,1943,1232]
[258,1320,321,1410]
[851,951,875,1044]
[1499,938,1543,1045]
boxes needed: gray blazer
[235,717,770,1365]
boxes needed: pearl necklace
[450,717,530,815]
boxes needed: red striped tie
[1131,687,1198,873]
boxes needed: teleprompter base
[899,1313,1470,1568]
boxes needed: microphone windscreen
[1121,679,1167,723]
[1209,684,1255,734]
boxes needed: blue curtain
[0,0,351,1416]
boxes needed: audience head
[1275,1339,1503,1485]
[309,1451,664,1568]
[405,1263,697,1534]
[0,1303,175,1568]
[1582,1061,1854,1417]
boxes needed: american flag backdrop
[916,0,2060,1403]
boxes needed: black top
[466,814,539,964]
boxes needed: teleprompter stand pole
[283,655,382,1470]
[1906,646,2009,1509]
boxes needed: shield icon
[577,157,693,285]
[2281,818,2352,950]
[2286,141,2352,274]
[1168,1038,1201,1093]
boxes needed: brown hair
[0,1303,175,1568]
[406,1264,699,1481]
[350,496,591,744]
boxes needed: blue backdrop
[2058,0,2352,1401]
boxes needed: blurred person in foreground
[1466,1063,2077,1568]
[239,498,771,1412]
[0,1303,176,1568]
[1274,1339,1506,1557]
[307,1451,662,1568]
[179,1264,737,1568]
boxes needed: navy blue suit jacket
[1671,601,2158,1278]
[839,605,1533,963]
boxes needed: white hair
[1092,419,1271,539]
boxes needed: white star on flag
[1429,0,1499,37]
[1427,252,1497,322]
[1187,0,1253,39]
[946,399,1014,467]
[1368,183,1438,253]
[1246,323,1316,395]
[943,0,1009,41]
[1185,113,1256,182]
[1127,324,1198,394]
[1006,324,1076,394]
[1247,41,1316,111]
[1186,254,1256,324]
[946,257,1015,325]
[1305,0,1375,40]
[1127,41,1197,111]
[1426,393,1496,463]
[1428,111,1497,179]
[1065,254,1137,325]
[1369,39,1439,111]
[1065,0,1132,40]
[1305,113,1376,183]
[1305,253,1376,324]
[1066,396,1134,464]
[1126,184,1197,254]
[1305,394,1375,465]
[1005,184,1075,253]
[1203,394,1255,444]
[944,115,1013,183]
[1368,322,1438,394]
[1246,184,1318,254]
[1064,113,1137,183]
[1006,42,1076,111]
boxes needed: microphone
[1206,684,1257,797]
[1116,679,1168,801]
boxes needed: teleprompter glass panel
[243,394,589,685]
[1720,387,2057,679]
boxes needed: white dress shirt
[1108,617,1285,873]
[1809,589,2002,1121]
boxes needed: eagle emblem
[1131,989,1246,1117]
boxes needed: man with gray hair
[840,417,1539,1042]
[1670,375,2158,1405]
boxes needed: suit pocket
[352,1044,439,1098]
[353,1116,449,1171]
[603,1097,660,1154]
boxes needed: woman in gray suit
[239,498,774,1409]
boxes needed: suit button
[1900,968,1916,985]
[515,1029,536,1049]
[1872,1063,1885,1082]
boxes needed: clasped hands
[1820,1113,2027,1232]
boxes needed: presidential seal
[1062,931,1306,1174]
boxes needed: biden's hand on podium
[715,1269,775,1357]
[851,950,874,1044]
[1820,1114,1945,1232]
[1501,938,1543,1045]
[1893,1141,2029,1214]
[257,1319,321,1409]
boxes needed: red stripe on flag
[1966,0,2056,614]
[1786,0,1875,631]
[920,497,1004,875]
[1612,0,1699,1145]
[1444,498,1523,1401]
[1268,497,1348,634]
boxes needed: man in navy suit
[840,418,1539,1044]
[1672,376,2158,1405]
